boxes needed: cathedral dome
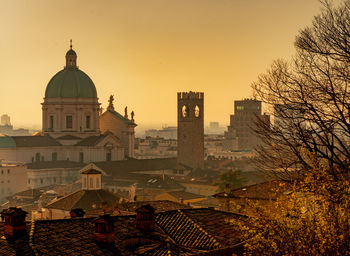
[45,43,97,99]
[45,68,97,98]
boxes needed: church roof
[75,135,106,146]
[45,68,97,98]
[107,109,136,125]
[0,135,16,148]
[0,136,61,148]
[56,135,81,140]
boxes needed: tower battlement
[177,91,204,170]
[178,91,204,100]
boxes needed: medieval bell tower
[177,91,204,170]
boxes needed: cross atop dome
[65,39,77,69]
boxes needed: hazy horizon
[1,0,340,129]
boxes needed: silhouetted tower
[177,91,204,170]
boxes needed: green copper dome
[45,68,97,98]
[45,45,97,99]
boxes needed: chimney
[0,207,28,240]
[93,215,115,244]
[136,204,155,233]
[225,184,231,195]
[70,208,85,218]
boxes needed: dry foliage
[238,155,350,255]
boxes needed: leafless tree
[253,0,350,181]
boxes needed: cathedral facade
[0,44,136,164]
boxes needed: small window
[28,178,31,184]
[40,178,43,184]
[83,177,87,188]
[195,105,200,117]
[52,152,57,161]
[79,152,84,163]
[86,116,91,129]
[66,115,73,129]
[7,169,10,174]
[106,152,112,161]
[1,170,3,175]
[182,105,189,118]
[50,116,54,129]
[35,153,40,162]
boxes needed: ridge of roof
[74,135,105,146]
[107,109,136,126]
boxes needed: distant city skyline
[0,0,339,129]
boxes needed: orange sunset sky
[0,0,341,131]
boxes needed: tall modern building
[177,91,204,170]
[223,99,270,151]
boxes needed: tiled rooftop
[75,135,106,146]
[12,136,62,147]
[45,189,122,211]
[214,180,292,200]
[165,191,206,200]
[94,158,178,175]
[0,208,247,255]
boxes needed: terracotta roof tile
[0,208,247,255]
[94,158,178,174]
[166,191,206,200]
[45,189,121,211]
[213,180,292,200]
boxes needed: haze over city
[2,0,350,255]
[0,0,335,130]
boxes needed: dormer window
[81,168,102,191]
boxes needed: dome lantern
[65,39,77,69]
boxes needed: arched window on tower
[195,105,200,117]
[182,105,189,118]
